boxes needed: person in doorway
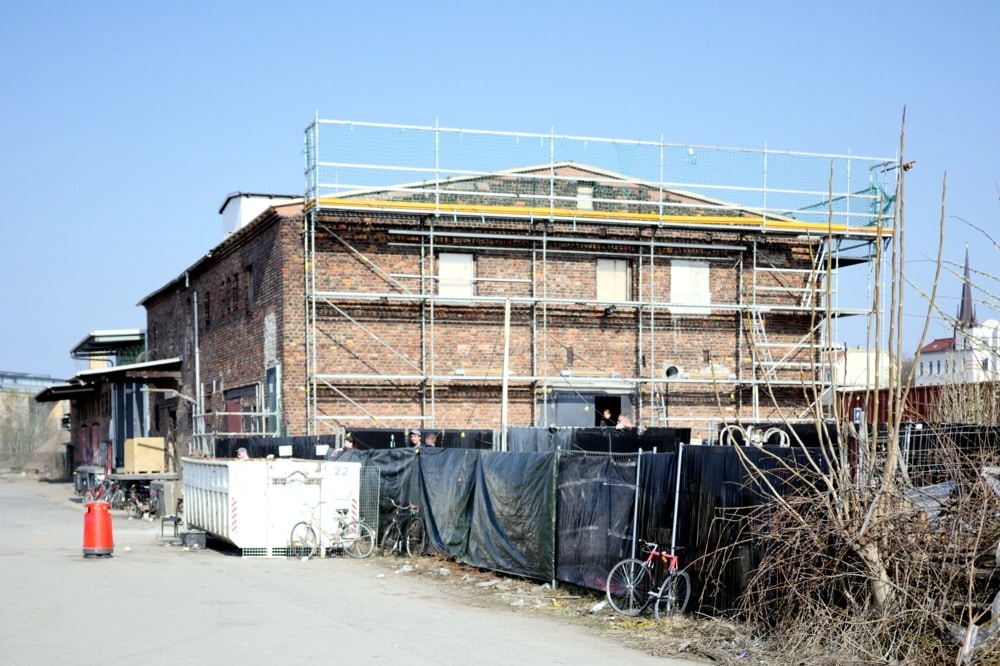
[236,447,250,460]
[423,431,438,447]
[408,429,422,448]
[600,409,616,427]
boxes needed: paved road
[0,477,700,666]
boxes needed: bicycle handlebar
[639,540,683,558]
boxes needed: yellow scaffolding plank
[310,197,888,238]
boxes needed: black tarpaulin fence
[555,452,638,590]
[331,448,559,580]
[342,428,494,450]
[215,434,340,459]
[416,447,478,558]
[466,451,557,581]
[679,446,830,612]
[217,431,832,610]
[506,426,690,454]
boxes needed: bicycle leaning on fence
[378,498,426,557]
[605,540,691,619]
[288,501,375,560]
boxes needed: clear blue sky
[2,1,997,379]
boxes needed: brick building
[139,120,897,453]
[34,330,181,470]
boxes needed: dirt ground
[367,551,753,665]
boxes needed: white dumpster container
[181,457,362,557]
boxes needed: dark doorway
[594,396,622,427]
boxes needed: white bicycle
[288,501,375,559]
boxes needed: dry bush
[937,382,1000,425]
[704,425,1000,665]
[697,115,1000,664]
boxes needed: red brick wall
[145,214,297,451]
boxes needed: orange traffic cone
[83,500,114,557]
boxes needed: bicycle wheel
[343,521,375,559]
[405,518,426,557]
[606,558,654,616]
[380,522,402,556]
[289,522,318,560]
[654,570,691,620]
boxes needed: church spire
[956,245,978,330]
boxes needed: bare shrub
[697,113,1000,665]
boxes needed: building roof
[34,357,182,403]
[920,337,954,354]
[34,381,95,402]
[218,191,299,215]
[74,357,181,382]
[71,330,144,359]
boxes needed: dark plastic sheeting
[215,435,339,459]
[555,453,638,590]
[343,428,494,450]
[416,447,478,557]
[676,446,829,612]
[249,433,835,608]
[465,451,557,581]
[507,426,691,454]
[334,448,558,581]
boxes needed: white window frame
[597,258,629,302]
[438,252,475,298]
[670,260,711,314]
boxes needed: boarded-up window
[438,253,475,297]
[670,260,711,314]
[597,259,629,302]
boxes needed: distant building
[829,347,896,389]
[0,371,62,395]
[35,330,181,471]
[915,249,1000,386]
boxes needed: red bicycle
[605,540,691,619]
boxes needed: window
[983,358,990,371]
[597,259,629,302]
[438,253,475,297]
[230,273,239,316]
[936,360,941,374]
[670,260,711,314]
[244,264,254,316]
[577,186,594,210]
[919,362,924,376]
[222,278,231,316]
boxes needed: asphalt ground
[0,476,702,666]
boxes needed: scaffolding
[303,118,898,437]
